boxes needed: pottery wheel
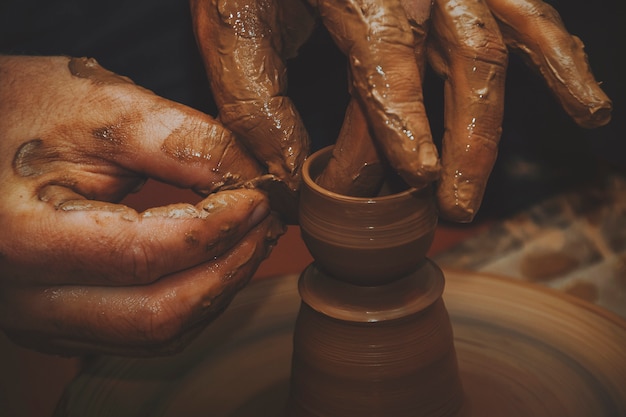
[55,269,626,417]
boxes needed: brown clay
[68,57,134,85]
[191,0,312,192]
[286,146,464,416]
[483,0,612,128]
[299,146,437,285]
[315,99,385,198]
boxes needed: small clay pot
[299,146,437,286]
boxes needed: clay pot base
[56,270,626,417]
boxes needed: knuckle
[453,45,507,70]
[457,31,507,65]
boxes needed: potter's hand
[318,0,612,222]
[192,0,611,222]
[0,55,285,356]
[191,0,316,192]
[190,0,432,195]
[427,0,612,221]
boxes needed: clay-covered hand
[191,0,317,193]
[317,0,612,222]
[0,55,285,356]
[427,0,612,221]
[192,0,611,222]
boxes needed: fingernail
[200,190,271,228]
[417,142,441,180]
[446,205,476,223]
[582,103,612,128]
[419,142,439,167]
[248,197,271,227]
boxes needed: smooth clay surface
[286,261,464,417]
[299,146,437,285]
[56,270,626,417]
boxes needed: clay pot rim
[303,146,428,203]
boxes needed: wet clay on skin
[316,0,441,188]
[484,0,612,128]
[12,139,50,178]
[69,55,297,223]
[68,57,135,85]
[191,0,313,192]
[315,0,611,222]
[287,146,465,417]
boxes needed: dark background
[1,0,624,220]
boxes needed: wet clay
[68,57,134,85]
[312,0,611,223]
[219,174,299,225]
[191,0,312,192]
[286,146,464,417]
[12,139,48,177]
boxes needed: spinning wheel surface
[56,270,626,417]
